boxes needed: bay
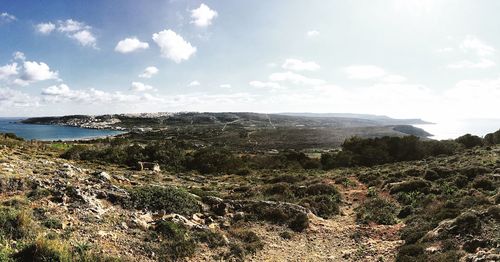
[0,118,125,141]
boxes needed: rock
[162,213,205,229]
[94,171,111,182]
[131,213,153,230]
[233,211,245,221]
[463,249,500,262]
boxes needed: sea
[414,118,500,140]
[0,118,125,141]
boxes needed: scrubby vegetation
[2,125,499,261]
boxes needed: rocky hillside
[0,133,498,261]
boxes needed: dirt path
[250,177,404,262]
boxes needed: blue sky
[1,0,500,121]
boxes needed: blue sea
[0,118,125,141]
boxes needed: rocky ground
[0,139,498,261]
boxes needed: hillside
[21,112,431,150]
[0,128,498,261]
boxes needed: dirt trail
[250,177,404,262]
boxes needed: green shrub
[472,177,495,191]
[451,212,481,235]
[304,183,340,197]
[154,220,186,240]
[356,197,399,225]
[43,218,63,229]
[194,230,226,248]
[389,180,431,194]
[231,230,264,254]
[299,195,339,218]
[396,243,427,262]
[14,238,72,262]
[0,207,35,240]
[264,183,292,196]
[455,134,483,149]
[289,213,309,232]
[185,147,243,174]
[160,238,197,261]
[127,186,200,215]
[27,188,52,200]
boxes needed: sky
[1,0,500,122]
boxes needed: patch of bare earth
[248,176,403,262]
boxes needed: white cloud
[306,30,320,38]
[115,37,149,53]
[57,19,88,32]
[0,12,16,24]
[15,61,59,85]
[12,51,25,61]
[282,59,320,71]
[70,30,97,48]
[139,66,159,78]
[382,74,407,83]
[190,3,218,27]
[0,88,38,108]
[188,80,200,87]
[36,22,56,34]
[249,81,282,89]
[152,29,197,63]
[436,47,454,53]
[344,65,386,79]
[220,84,231,88]
[460,35,495,56]
[35,19,98,48]
[41,84,72,96]
[130,82,154,92]
[269,71,326,85]
[41,84,152,104]
[447,58,496,69]
[0,63,19,80]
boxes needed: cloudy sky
[1,0,500,121]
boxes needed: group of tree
[322,128,500,169]
[60,128,500,173]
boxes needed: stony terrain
[0,131,498,261]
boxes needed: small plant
[299,195,340,218]
[154,220,186,240]
[356,196,399,225]
[279,231,293,239]
[160,238,197,261]
[43,218,63,229]
[194,230,227,248]
[127,186,201,215]
[14,237,72,262]
[0,207,36,240]
[230,229,264,255]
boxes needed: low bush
[154,220,186,239]
[0,207,35,240]
[160,238,197,261]
[389,180,431,194]
[455,134,483,149]
[185,147,243,174]
[14,238,72,262]
[299,195,340,218]
[356,196,399,225]
[230,229,264,255]
[127,186,201,215]
[472,177,495,191]
[194,230,227,248]
[396,243,427,262]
